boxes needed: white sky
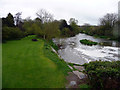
[0,0,119,25]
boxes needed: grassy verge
[2,35,71,88]
[79,84,91,89]
[47,40,59,51]
[0,44,2,89]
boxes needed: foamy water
[53,33,120,65]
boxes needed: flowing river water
[53,33,120,65]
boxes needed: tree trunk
[44,35,45,39]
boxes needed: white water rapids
[53,33,120,65]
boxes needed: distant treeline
[79,13,120,41]
[2,9,120,42]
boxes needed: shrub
[48,40,59,51]
[2,26,24,42]
[83,61,120,89]
[80,39,98,46]
[79,84,91,89]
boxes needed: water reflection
[53,33,120,65]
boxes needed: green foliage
[32,23,43,36]
[79,84,91,89]
[43,41,71,75]
[23,19,61,40]
[60,18,80,37]
[23,20,45,38]
[59,19,68,30]
[83,61,120,88]
[2,35,71,88]
[2,26,24,42]
[79,13,118,41]
[80,39,98,46]
[23,20,35,35]
[61,27,71,37]
[70,22,80,34]
[68,62,81,67]
[69,18,78,25]
[43,21,60,40]
[59,18,80,37]
[7,13,14,26]
[48,40,59,51]
[68,63,81,71]
[2,13,14,27]
[2,13,81,41]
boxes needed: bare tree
[25,16,31,21]
[69,18,78,25]
[83,23,91,26]
[99,13,118,28]
[14,12,22,26]
[36,9,54,23]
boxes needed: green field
[2,35,71,88]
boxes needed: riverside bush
[83,61,120,89]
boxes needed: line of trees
[2,13,24,42]
[2,9,80,42]
[2,9,120,42]
[79,13,119,40]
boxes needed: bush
[79,84,91,89]
[2,26,24,42]
[48,40,59,51]
[80,39,98,46]
[83,61,120,89]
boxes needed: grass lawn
[0,44,2,89]
[2,35,71,88]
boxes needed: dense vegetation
[83,61,120,89]
[2,35,71,88]
[2,27,24,42]
[79,13,120,41]
[2,10,120,88]
[2,10,80,42]
[2,11,119,42]
[80,39,98,46]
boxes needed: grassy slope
[2,35,71,88]
[0,44,2,89]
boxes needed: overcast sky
[0,0,120,25]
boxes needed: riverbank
[2,35,71,88]
[48,40,89,88]
[2,34,120,88]
[53,33,120,89]
[80,32,119,41]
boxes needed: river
[53,33,120,65]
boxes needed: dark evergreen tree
[59,19,68,30]
[2,13,14,27]
[6,13,14,27]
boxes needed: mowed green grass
[2,35,71,88]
